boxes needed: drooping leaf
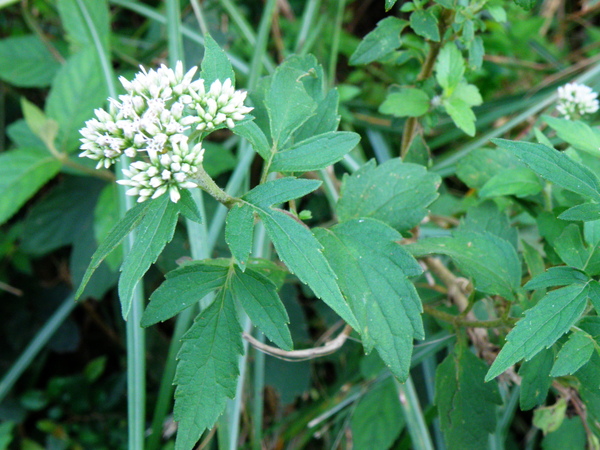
[479,167,543,198]
[315,219,424,380]
[524,266,589,290]
[57,0,110,51]
[379,88,430,117]
[225,202,255,269]
[349,17,407,65]
[492,139,600,202]
[337,159,440,232]
[550,330,595,377]
[0,148,61,226]
[118,196,180,318]
[486,283,590,381]
[141,260,230,327]
[174,289,243,450]
[435,348,502,449]
[231,266,292,350]
[410,9,440,42]
[435,43,464,93]
[270,131,360,173]
[543,116,600,157]
[0,35,61,87]
[177,189,203,224]
[200,34,235,85]
[232,120,271,160]
[519,348,553,410]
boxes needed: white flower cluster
[556,82,599,120]
[79,61,252,203]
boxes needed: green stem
[395,377,435,450]
[195,165,239,207]
[424,304,517,328]
[190,0,208,36]
[328,0,345,88]
[166,0,183,62]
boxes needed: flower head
[556,82,599,120]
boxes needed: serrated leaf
[243,177,322,209]
[232,120,271,160]
[294,89,341,142]
[0,35,61,87]
[270,131,359,173]
[379,88,430,117]
[524,266,589,290]
[435,348,502,449]
[479,167,543,198]
[551,330,595,377]
[410,9,440,42]
[456,147,522,189]
[225,203,255,269]
[315,219,423,380]
[408,230,521,300]
[460,201,518,249]
[231,266,292,350]
[558,202,600,221]
[486,283,589,381]
[443,97,476,136]
[543,116,600,157]
[350,377,404,450]
[553,224,590,270]
[519,348,553,410]
[0,148,61,226]
[118,196,180,318]
[349,17,407,65]
[176,189,203,223]
[337,159,440,232]
[436,43,464,93]
[57,0,110,51]
[200,34,235,86]
[174,289,243,450]
[141,261,229,327]
[492,139,600,202]
[453,82,483,107]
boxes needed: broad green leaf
[385,0,398,10]
[435,348,502,450]
[533,398,568,435]
[0,35,61,87]
[558,202,600,221]
[57,0,110,51]
[141,261,229,327]
[486,283,589,381]
[243,177,321,209]
[350,378,404,450]
[21,99,59,157]
[231,266,292,350]
[584,219,600,247]
[524,266,589,290]
[541,417,587,450]
[460,201,518,250]
[174,289,242,450]
[225,202,255,269]
[544,116,600,157]
[492,139,600,202]
[315,219,424,380]
[443,97,476,136]
[519,348,553,410]
[75,199,154,300]
[119,196,180,318]
[479,167,543,198]
[522,240,545,277]
[575,353,600,428]
[0,148,61,226]
[6,119,45,149]
[408,230,521,300]
[270,132,360,173]
[337,159,441,233]
[349,17,407,65]
[200,34,235,85]
[552,225,590,270]
[379,88,430,117]
[453,82,483,107]
[435,43,464,93]
[456,147,521,189]
[468,36,484,70]
[410,9,440,41]
[294,89,341,142]
[551,330,595,377]
[177,189,203,224]
[232,120,271,160]
[46,49,108,152]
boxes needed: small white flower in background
[556,82,599,120]
[79,61,252,202]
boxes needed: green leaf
[453,82,483,107]
[456,147,522,189]
[232,120,271,160]
[524,266,589,290]
[0,35,61,87]
[533,398,568,435]
[141,261,229,327]
[243,177,322,209]
[21,98,59,156]
[349,17,407,65]
[550,330,595,377]
[410,9,440,42]
[541,417,587,449]
[522,240,545,278]
[270,131,360,173]
[479,167,543,198]
[543,116,600,157]
[0,148,61,226]
[558,202,600,221]
[94,184,121,271]
[225,202,255,269]
[408,230,521,300]
[231,266,292,350]
[294,89,341,142]
[468,36,484,70]
[350,378,404,450]
[177,189,203,223]
[75,199,153,300]
[514,0,541,10]
[486,283,590,381]
[118,195,180,318]
[492,139,600,202]
[315,219,424,380]
[385,0,398,10]
[435,348,502,450]
[553,225,590,270]
[460,201,518,249]
[174,289,243,450]
[519,348,553,410]
[46,49,108,152]
[443,97,476,136]
[57,0,110,51]
[337,159,441,233]
[379,88,430,117]
[435,43,464,93]
[200,34,235,86]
